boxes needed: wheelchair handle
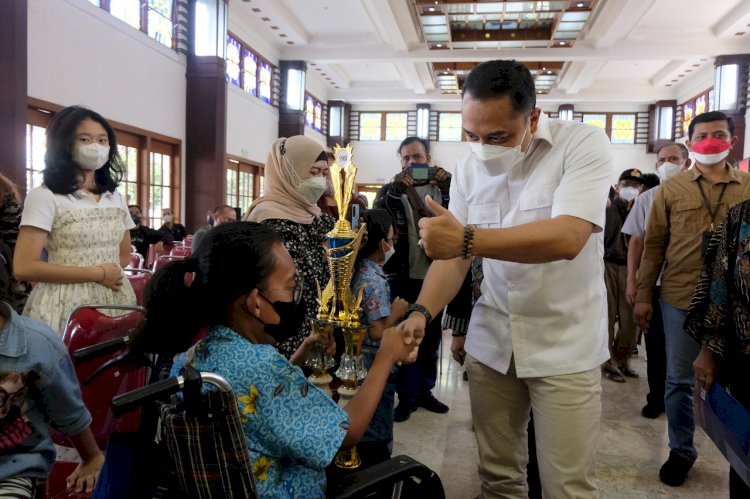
[112,372,233,417]
[73,335,130,363]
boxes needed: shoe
[659,451,694,486]
[641,403,665,419]
[620,366,640,378]
[394,401,415,422]
[602,365,625,383]
[417,392,449,414]
[463,371,469,381]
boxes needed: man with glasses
[191,205,237,253]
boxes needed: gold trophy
[306,144,368,469]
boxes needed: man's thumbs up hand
[417,195,466,260]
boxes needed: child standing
[352,209,409,463]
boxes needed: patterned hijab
[244,136,325,225]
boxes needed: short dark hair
[128,205,141,212]
[357,209,394,261]
[397,137,430,157]
[640,173,660,190]
[43,105,123,195]
[461,60,536,115]
[657,142,689,160]
[688,111,735,139]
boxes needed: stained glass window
[682,103,694,137]
[708,89,715,112]
[582,114,606,130]
[305,96,315,127]
[243,49,258,95]
[611,114,636,144]
[314,103,323,132]
[438,113,463,141]
[359,113,383,141]
[110,0,141,30]
[118,144,139,205]
[385,113,408,141]
[696,95,707,116]
[147,0,173,48]
[149,151,171,228]
[25,125,46,192]
[259,62,272,104]
[226,36,241,87]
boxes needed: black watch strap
[405,303,433,325]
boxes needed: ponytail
[130,258,206,356]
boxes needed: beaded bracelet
[462,224,476,260]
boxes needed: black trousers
[725,354,750,498]
[645,287,666,409]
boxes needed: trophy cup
[307,144,368,469]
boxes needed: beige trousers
[466,355,601,499]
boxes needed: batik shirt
[173,325,348,499]
[261,216,334,358]
[685,200,750,357]
[352,258,395,444]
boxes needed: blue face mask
[208,218,214,227]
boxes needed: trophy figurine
[306,144,369,469]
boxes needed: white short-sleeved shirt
[451,113,612,378]
[20,186,135,232]
[621,186,658,239]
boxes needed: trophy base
[334,445,362,469]
[309,373,333,385]
[337,385,359,397]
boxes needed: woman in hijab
[244,136,332,357]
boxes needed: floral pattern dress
[261,216,334,357]
[173,326,349,499]
[23,205,135,333]
[352,258,395,447]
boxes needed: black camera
[405,163,438,182]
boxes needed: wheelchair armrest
[330,455,444,499]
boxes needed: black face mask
[255,294,306,344]
[131,214,141,226]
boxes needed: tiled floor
[392,331,730,498]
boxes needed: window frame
[678,88,713,138]
[226,32,277,107]
[26,98,182,228]
[226,155,264,217]
[437,112,464,142]
[580,112,638,144]
[304,93,326,133]
[90,0,176,49]
[357,111,409,141]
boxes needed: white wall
[226,87,279,163]
[28,0,186,141]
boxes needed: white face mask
[73,143,110,170]
[163,214,174,223]
[618,186,640,202]
[693,150,729,166]
[383,242,395,265]
[468,127,528,176]
[296,176,327,204]
[656,162,683,181]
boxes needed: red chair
[152,254,184,273]
[170,245,191,257]
[125,268,153,306]
[128,252,144,269]
[184,234,194,247]
[46,305,150,497]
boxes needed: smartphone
[350,204,360,230]
[407,163,438,182]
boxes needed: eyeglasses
[259,279,304,304]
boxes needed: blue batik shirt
[351,258,395,445]
[172,325,349,499]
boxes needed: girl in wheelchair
[131,222,417,498]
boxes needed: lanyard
[696,180,728,231]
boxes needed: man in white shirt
[397,60,612,498]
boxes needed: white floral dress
[23,201,136,334]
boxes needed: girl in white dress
[14,106,136,333]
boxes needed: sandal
[604,371,626,383]
[620,366,640,378]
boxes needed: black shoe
[641,403,665,419]
[394,401,415,422]
[463,371,469,381]
[417,393,449,414]
[620,366,640,378]
[659,451,694,486]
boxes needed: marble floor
[392,331,731,498]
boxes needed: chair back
[152,254,185,273]
[128,252,144,269]
[60,305,149,447]
[170,245,192,257]
[124,268,153,306]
